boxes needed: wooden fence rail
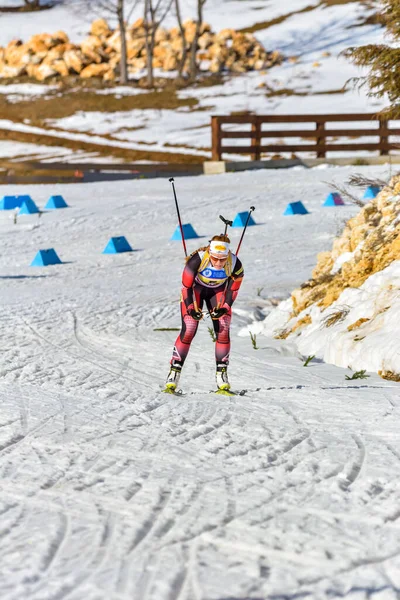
[211,114,400,161]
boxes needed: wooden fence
[211,114,400,161]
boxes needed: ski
[161,387,185,396]
[161,387,258,397]
[213,389,237,396]
[211,389,247,396]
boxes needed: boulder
[103,67,116,82]
[198,32,214,50]
[26,63,57,81]
[171,37,184,54]
[200,22,212,34]
[42,44,70,64]
[63,49,84,73]
[129,57,146,72]
[182,19,197,44]
[82,35,104,51]
[155,28,169,43]
[163,51,178,71]
[51,59,69,77]
[80,63,112,78]
[215,29,235,43]
[5,42,31,67]
[109,54,121,69]
[51,31,69,45]
[127,39,145,60]
[209,58,222,73]
[152,57,164,68]
[106,30,121,52]
[91,19,111,38]
[231,61,247,73]
[0,63,26,78]
[26,35,50,57]
[208,43,229,62]
[131,17,144,30]
[81,46,103,64]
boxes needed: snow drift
[255,175,400,379]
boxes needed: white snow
[1,164,400,598]
[330,250,355,275]
[260,258,400,377]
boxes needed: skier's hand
[210,307,229,320]
[187,307,203,321]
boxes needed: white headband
[210,240,229,257]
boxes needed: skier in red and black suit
[165,234,244,392]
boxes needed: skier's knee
[181,317,198,344]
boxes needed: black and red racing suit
[170,251,244,367]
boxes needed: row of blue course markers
[31,213,256,266]
[2,185,381,266]
[0,194,68,213]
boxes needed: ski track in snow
[0,167,400,598]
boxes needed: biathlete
[165,234,244,392]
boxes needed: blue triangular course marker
[31,248,62,266]
[323,192,345,207]
[45,195,68,209]
[0,195,20,210]
[232,211,256,227]
[103,236,133,254]
[283,201,309,215]
[171,223,199,240]
[19,198,39,214]
[17,194,33,205]
[363,185,380,199]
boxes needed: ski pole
[216,206,255,310]
[235,206,255,256]
[169,177,187,258]
[170,178,202,318]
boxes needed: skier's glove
[210,307,229,320]
[187,308,203,321]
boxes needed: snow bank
[254,175,400,379]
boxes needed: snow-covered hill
[1,164,400,598]
[252,173,400,379]
[0,0,389,162]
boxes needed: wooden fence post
[211,116,222,161]
[251,116,261,161]
[316,120,326,158]
[379,117,389,155]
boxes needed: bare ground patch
[0,82,204,164]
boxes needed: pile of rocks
[0,18,282,82]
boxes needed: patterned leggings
[171,284,231,367]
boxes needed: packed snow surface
[1,165,400,599]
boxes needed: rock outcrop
[259,176,400,378]
[290,177,400,317]
[0,18,282,82]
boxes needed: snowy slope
[1,164,400,598]
[254,177,400,377]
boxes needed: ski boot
[216,363,230,391]
[163,363,182,394]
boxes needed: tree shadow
[0,275,48,279]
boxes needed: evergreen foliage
[343,0,400,115]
